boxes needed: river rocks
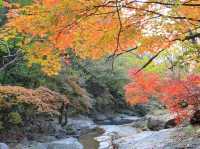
[47,138,83,149]
[147,117,165,131]
[13,137,84,149]
[164,119,177,129]
[164,137,200,149]
[94,114,141,125]
[94,114,108,121]
[111,114,140,125]
[114,128,177,149]
[0,143,9,149]
[146,113,174,131]
[95,113,200,149]
[113,126,200,149]
[98,141,112,149]
[99,125,139,138]
[67,116,97,135]
[95,134,114,149]
[95,125,139,149]
[97,123,200,149]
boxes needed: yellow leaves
[7,3,52,37]
[8,15,47,37]
[26,42,61,76]
[0,27,17,41]
[5,0,200,77]
[138,36,170,53]
[41,56,61,76]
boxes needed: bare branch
[135,48,166,74]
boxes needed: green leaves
[0,0,2,8]
[9,0,32,6]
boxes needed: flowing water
[79,115,141,149]
[79,127,104,149]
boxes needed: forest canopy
[1,0,200,74]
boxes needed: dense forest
[0,0,200,149]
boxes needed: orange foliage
[125,70,200,124]
[2,0,200,75]
[125,69,160,105]
[0,86,69,115]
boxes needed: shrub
[8,112,22,125]
[0,85,69,130]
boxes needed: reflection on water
[79,127,104,149]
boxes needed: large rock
[95,125,139,149]
[67,116,96,135]
[147,117,165,131]
[0,143,9,149]
[113,126,200,149]
[94,114,108,121]
[47,137,83,149]
[164,119,177,129]
[146,113,175,131]
[114,128,177,149]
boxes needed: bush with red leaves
[125,69,200,124]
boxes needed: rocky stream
[1,111,200,149]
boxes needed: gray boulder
[147,117,165,131]
[29,143,47,149]
[67,116,96,135]
[0,143,9,149]
[114,128,177,149]
[146,113,174,131]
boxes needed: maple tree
[125,69,200,123]
[0,0,200,75]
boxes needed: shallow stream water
[79,127,104,149]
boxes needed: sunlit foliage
[2,0,200,75]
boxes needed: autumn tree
[0,0,200,75]
[0,85,69,129]
[125,69,200,124]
